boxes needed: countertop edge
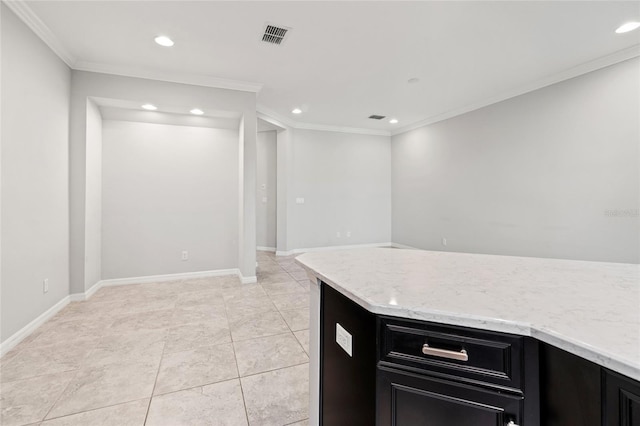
[297,262,640,383]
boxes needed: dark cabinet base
[539,343,602,426]
[318,281,640,426]
[320,284,376,426]
[377,366,523,426]
[605,370,640,426]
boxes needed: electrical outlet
[43,279,49,293]
[336,231,341,238]
[181,251,189,261]
[336,323,353,357]
[346,231,351,238]
[442,237,447,246]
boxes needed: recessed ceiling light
[291,108,302,114]
[190,108,204,115]
[407,78,420,84]
[616,22,640,34]
[389,118,399,124]
[154,35,174,47]
[141,104,157,111]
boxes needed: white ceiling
[19,1,640,134]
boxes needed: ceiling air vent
[368,115,386,120]
[261,23,291,45]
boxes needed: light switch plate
[296,197,305,204]
[336,323,352,357]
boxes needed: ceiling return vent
[368,115,386,120]
[261,23,291,45]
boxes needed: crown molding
[295,121,390,137]
[74,61,263,93]
[257,112,290,131]
[392,44,640,137]
[257,104,391,137]
[3,0,76,67]
[3,0,263,93]
[6,0,637,136]
[257,105,297,128]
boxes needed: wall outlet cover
[336,323,353,357]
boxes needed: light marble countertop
[296,247,640,382]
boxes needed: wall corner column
[238,113,257,281]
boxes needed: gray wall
[101,120,239,279]
[84,99,102,291]
[69,70,257,292]
[1,5,71,342]
[392,58,640,264]
[291,129,392,250]
[257,131,277,249]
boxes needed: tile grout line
[223,294,252,426]
[6,270,310,425]
[149,360,311,399]
[143,337,167,425]
[284,419,311,426]
[235,360,311,381]
[41,397,150,423]
[39,367,86,423]
[37,334,104,423]
[275,270,311,361]
[260,277,311,358]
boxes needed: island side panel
[309,275,321,426]
[320,282,377,426]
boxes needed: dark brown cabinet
[539,343,601,426]
[320,283,376,426]
[376,315,534,426]
[318,281,640,426]
[377,366,523,426]
[605,370,640,426]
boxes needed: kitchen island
[296,248,640,426]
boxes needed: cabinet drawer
[379,316,524,391]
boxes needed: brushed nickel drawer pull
[421,343,469,361]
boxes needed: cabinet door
[377,366,523,426]
[605,370,640,426]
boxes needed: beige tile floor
[0,252,311,426]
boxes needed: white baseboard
[257,246,276,252]
[276,242,393,257]
[99,269,240,287]
[390,242,421,250]
[69,292,88,302]
[69,279,104,301]
[0,296,70,357]
[70,268,242,302]
[1,267,254,358]
[240,275,258,284]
